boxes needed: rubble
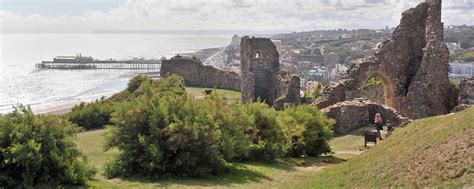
[322,99,411,134]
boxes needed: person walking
[375,113,383,140]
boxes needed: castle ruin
[316,0,452,119]
[161,56,241,91]
[240,37,301,108]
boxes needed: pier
[35,55,161,70]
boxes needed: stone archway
[359,71,397,109]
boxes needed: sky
[0,0,472,33]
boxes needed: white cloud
[1,0,472,33]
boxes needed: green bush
[245,102,287,161]
[127,74,149,92]
[104,76,226,178]
[204,97,254,162]
[207,98,287,162]
[104,74,334,179]
[67,100,112,130]
[0,106,95,187]
[278,105,334,157]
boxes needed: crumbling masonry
[316,0,451,119]
[241,37,301,108]
[161,56,241,91]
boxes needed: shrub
[203,96,254,162]
[278,105,334,157]
[67,100,112,130]
[104,77,226,178]
[104,74,334,179]
[127,74,149,92]
[245,102,287,161]
[0,106,95,187]
[68,74,184,130]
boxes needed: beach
[35,100,82,115]
[0,33,232,115]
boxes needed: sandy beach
[35,100,83,115]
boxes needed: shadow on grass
[104,163,272,187]
[101,156,346,188]
[279,156,346,168]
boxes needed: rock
[322,100,411,134]
[451,104,473,113]
[241,37,301,107]
[316,0,450,119]
[459,78,474,105]
[161,56,241,91]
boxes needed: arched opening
[255,51,261,59]
[360,72,396,108]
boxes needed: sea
[0,33,232,114]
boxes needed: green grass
[185,87,241,101]
[75,129,118,180]
[75,107,474,188]
[294,107,474,188]
[75,128,346,188]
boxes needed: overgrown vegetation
[66,74,154,130]
[450,51,474,62]
[0,106,95,187]
[67,100,113,130]
[363,75,382,90]
[278,106,334,157]
[445,26,474,49]
[103,74,334,179]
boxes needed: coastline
[4,46,227,117]
[35,100,83,115]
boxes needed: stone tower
[240,37,280,105]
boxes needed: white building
[450,63,474,79]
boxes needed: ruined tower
[316,0,451,119]
[240,37,280,105]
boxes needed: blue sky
[1,0,472,33]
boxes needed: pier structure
[35,54,161,70]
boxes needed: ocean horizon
[0,33,232,114]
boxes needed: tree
[0,106,95,187]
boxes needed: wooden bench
[204,89,213,97]
[365,130,378,147]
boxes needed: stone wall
[274,70,302,109]
[240,37,301,107]
[316,0,451,119]
[459,78,474,105]
[360,84,385,104]
[322,100,411,134]
[452,78,474,112]
[161,56,241,91]
[241,37,281,105]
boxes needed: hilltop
[297,107,474,188]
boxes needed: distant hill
[299,107,474,188]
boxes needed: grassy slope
[296,107,474,188]
[76,128,349,188]
[185,87,241,101]
[74,92,473,188]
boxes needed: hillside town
[202,25,473,90]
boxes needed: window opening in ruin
[255,51,261,59]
